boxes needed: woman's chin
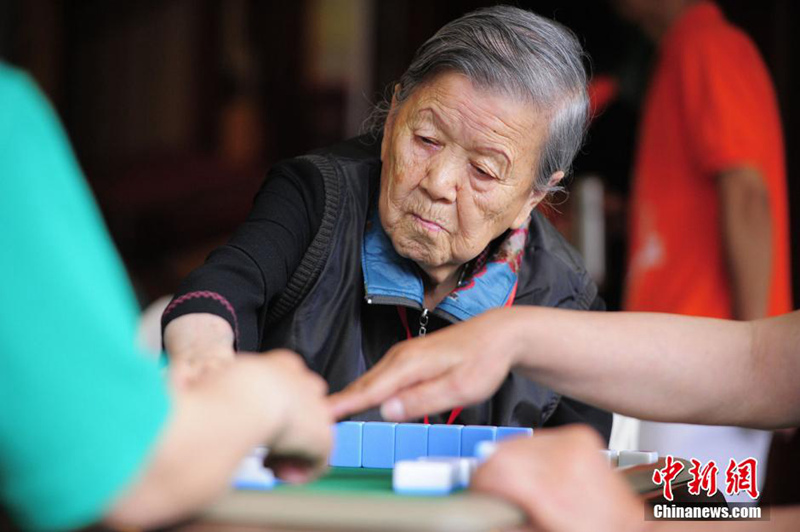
[393,236,446,269]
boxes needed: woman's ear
[545,170,565,191]
[510,170,565,229]
[381,84,402,162]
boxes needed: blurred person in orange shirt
[620,0,791,321]
[613,0,793,502]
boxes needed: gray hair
[368,5,589,198]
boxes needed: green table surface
[272,467,400,496]
[200,459,697,532]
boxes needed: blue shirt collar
[361,206,526,322]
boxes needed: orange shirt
[624,2,792,318]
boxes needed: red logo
[687,459,719,496]
[652,455,684,501]
[725,458,759,499]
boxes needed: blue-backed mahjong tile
[496,426,533,441]
[428,424,463,457]
[329,421,364,467]
[395,423,429,463]
[362,422,397,468]
[461,425,497,458]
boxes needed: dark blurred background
[2,0,797,311]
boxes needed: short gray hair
[369,5,589,198]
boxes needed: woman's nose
[420,157,458,203]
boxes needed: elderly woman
[163,6,610,436]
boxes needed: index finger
[327,356,413,420]
[328,341,452,420]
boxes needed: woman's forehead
[400,73,546,160]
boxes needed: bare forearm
[719,167,772,321]
[328,302,800,429]
[505,307,800,428]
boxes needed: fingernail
[380,398,405,421]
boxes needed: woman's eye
[417,135,437,146]
[471,164,493,179]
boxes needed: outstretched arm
[330,307,800,429]
[507,308,800,428]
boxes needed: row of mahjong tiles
[232,422,660,495]
[330,422,534,468]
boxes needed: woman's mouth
[412,214,446,233]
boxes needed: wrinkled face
[379,71,553,280]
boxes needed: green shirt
[0,64,170,531]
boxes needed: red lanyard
[393,282,517,425]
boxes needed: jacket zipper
[364,294,454,333]
[418,308,429,336]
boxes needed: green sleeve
[0,64,171,531]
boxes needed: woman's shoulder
[268,135,381,191]
[516,211,598,309]
[263,136,381,218]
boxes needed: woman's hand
[470,426,644,532]
[329,308,519,421]
[164,313,237,387]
